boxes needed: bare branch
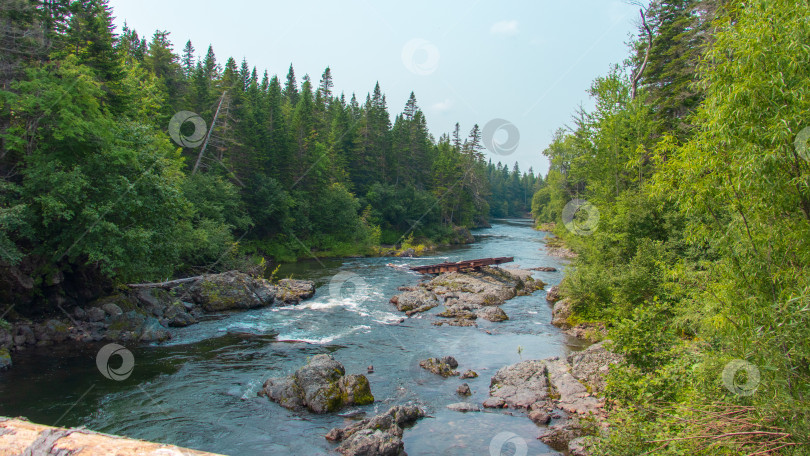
[631,8,653,100]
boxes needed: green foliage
[0,0,504,311]
[532,0,810,452]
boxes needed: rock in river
[391,266,544,325]
[447,402,480,413]
[275,278,316,304]
[259,354,374,413]
[389,289,439,315]
[188,271,276,311]
[325,405,425,456]
[419,356,459,377]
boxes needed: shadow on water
[0,220,581,455]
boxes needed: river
[0,219,582,455]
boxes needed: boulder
[419,356,459,377]
[529,410,551,425]
[334,429,403,456]
[13,325,35,346]
[456,383,471,396]
[487,360,549,409]
[486,346,621,453]
[427,270,517,306]
[134,288,174,318]
[101,302,124,318]
[85,307,106,322]
[189,271,270,311]
[391,266,543,327]
[482,397,506,408]
[163,302,197,327]
[551,299,573,329]
[139,318,171,342]
[43,319,69,343]
[259,354,373,413]
[275,278,315,304]
[389,289,439,314]
[546,285,561,303]
[437,306,477,321]
[539,419,585,451]
[476,307,508,322]
[73,307,87,320]
[460,370,478,379]
[325,405,425,456]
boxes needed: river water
[0,219,582,455]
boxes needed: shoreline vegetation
[527,1,810,454]
[0,0,540,322]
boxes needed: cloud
[430,99,454,112]
[490,20,519,36]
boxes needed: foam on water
[276,324,371,344]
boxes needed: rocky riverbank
[483,341,623,455]
[546,285,607,343]
[0,271,315,371]
[389,266,544,326]
[482,279,617,455]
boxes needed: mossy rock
[340,374,374,406]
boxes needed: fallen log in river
[409,256,514,274]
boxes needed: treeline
[0,0,536,311]
[487,161,541,218]
[532,0,810,453]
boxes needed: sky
[107,0,644,176]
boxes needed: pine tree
[283,64,299,106]
[181,40,195,77]
[146,30,184,109]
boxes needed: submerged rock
[325,405,425,456]
[259,354,373,413]
[447,402,480,412]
